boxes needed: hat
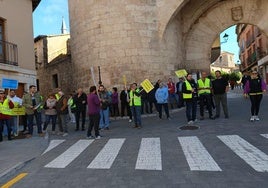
[0,89,5,94]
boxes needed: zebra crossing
[42,134,268,172]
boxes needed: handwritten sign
[175,69,187,78]
[140,79,154,93]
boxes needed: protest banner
[175,69,188,78]
[1,78,18,89]
[140,79,154,93]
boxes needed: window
[52,74,59,88]
[0,19,4,63]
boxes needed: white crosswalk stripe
[45,139,93,168]
[43,134,268,172]
[135,138,162,170]
[87,138,125,169]
[42,139,65,155]
[218,135,268,172]
[178,136,222,171]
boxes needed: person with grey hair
[155,82,170,120]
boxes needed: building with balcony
[0,0,40,97]
[236,24,268,82]
[210,51,239,73]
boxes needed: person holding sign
[182,73,198,124]
[129,83,142,128]
[155,82,170,120]
[9,89,23,136]
[0,89,14,141]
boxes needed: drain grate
[179,125,199,130]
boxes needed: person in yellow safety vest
[182,73,198,125]
[67,93,76,123]
[129,83,142,128]
[0,89,15,141]
[197,71,215,120]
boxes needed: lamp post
[220,33,229,44]
[98,66,102,85]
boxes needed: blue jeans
[130,106,141,126]
[100,107,110,128]
[0,119,12,140]
[27,111,42,135]
[185,98,197,122]
[43,114,57,131]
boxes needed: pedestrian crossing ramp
[42,134,268,172]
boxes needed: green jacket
[22,92,43,115]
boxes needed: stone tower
[68,0,268,89]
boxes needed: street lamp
[98,66,102,85]
[220,33,229,44]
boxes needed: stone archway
[161,0,268,73]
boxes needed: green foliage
[229,72,241,81]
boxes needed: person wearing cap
[0,89,14,141]
[244,70,267,121]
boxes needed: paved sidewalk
[0,135,48,178]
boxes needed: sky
[33,0,70,37]
[220,25,240,64]
[33,1,240,63]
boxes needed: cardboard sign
[175,69,187,78]
[1,78,18,89]
[140,79,154,93]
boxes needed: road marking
[42,139,65,155]
[218,135,268,172]
[45,140,93,168]
[178,136,222,171]
[135,138,162,170]
[1,173,28,188]
[260,134,268,139]
[87,138,125,169]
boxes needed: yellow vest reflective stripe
[183,81,192,99]
[0,99,13,115]
[198,78,211,95]
[68,98,76,108]
[129,90,141,106]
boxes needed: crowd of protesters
[0,69,267,141]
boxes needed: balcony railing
[0,40,18,66]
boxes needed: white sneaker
[254,116,260,121]
[62,133,68,137]
[188,120,193,125]
[250,116,255,122]
[128,119,132,123]
[95,135,101,139]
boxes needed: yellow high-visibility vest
[183,81,192,99]
[129,89,141,106]
[0,99,13,115]
[197,78,211,95]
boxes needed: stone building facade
[68,0,268,89]
[34,34,74,97]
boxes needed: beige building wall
[0,0,37,95]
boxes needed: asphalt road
[1,89,268,188]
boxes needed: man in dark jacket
[73,88,87,131]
